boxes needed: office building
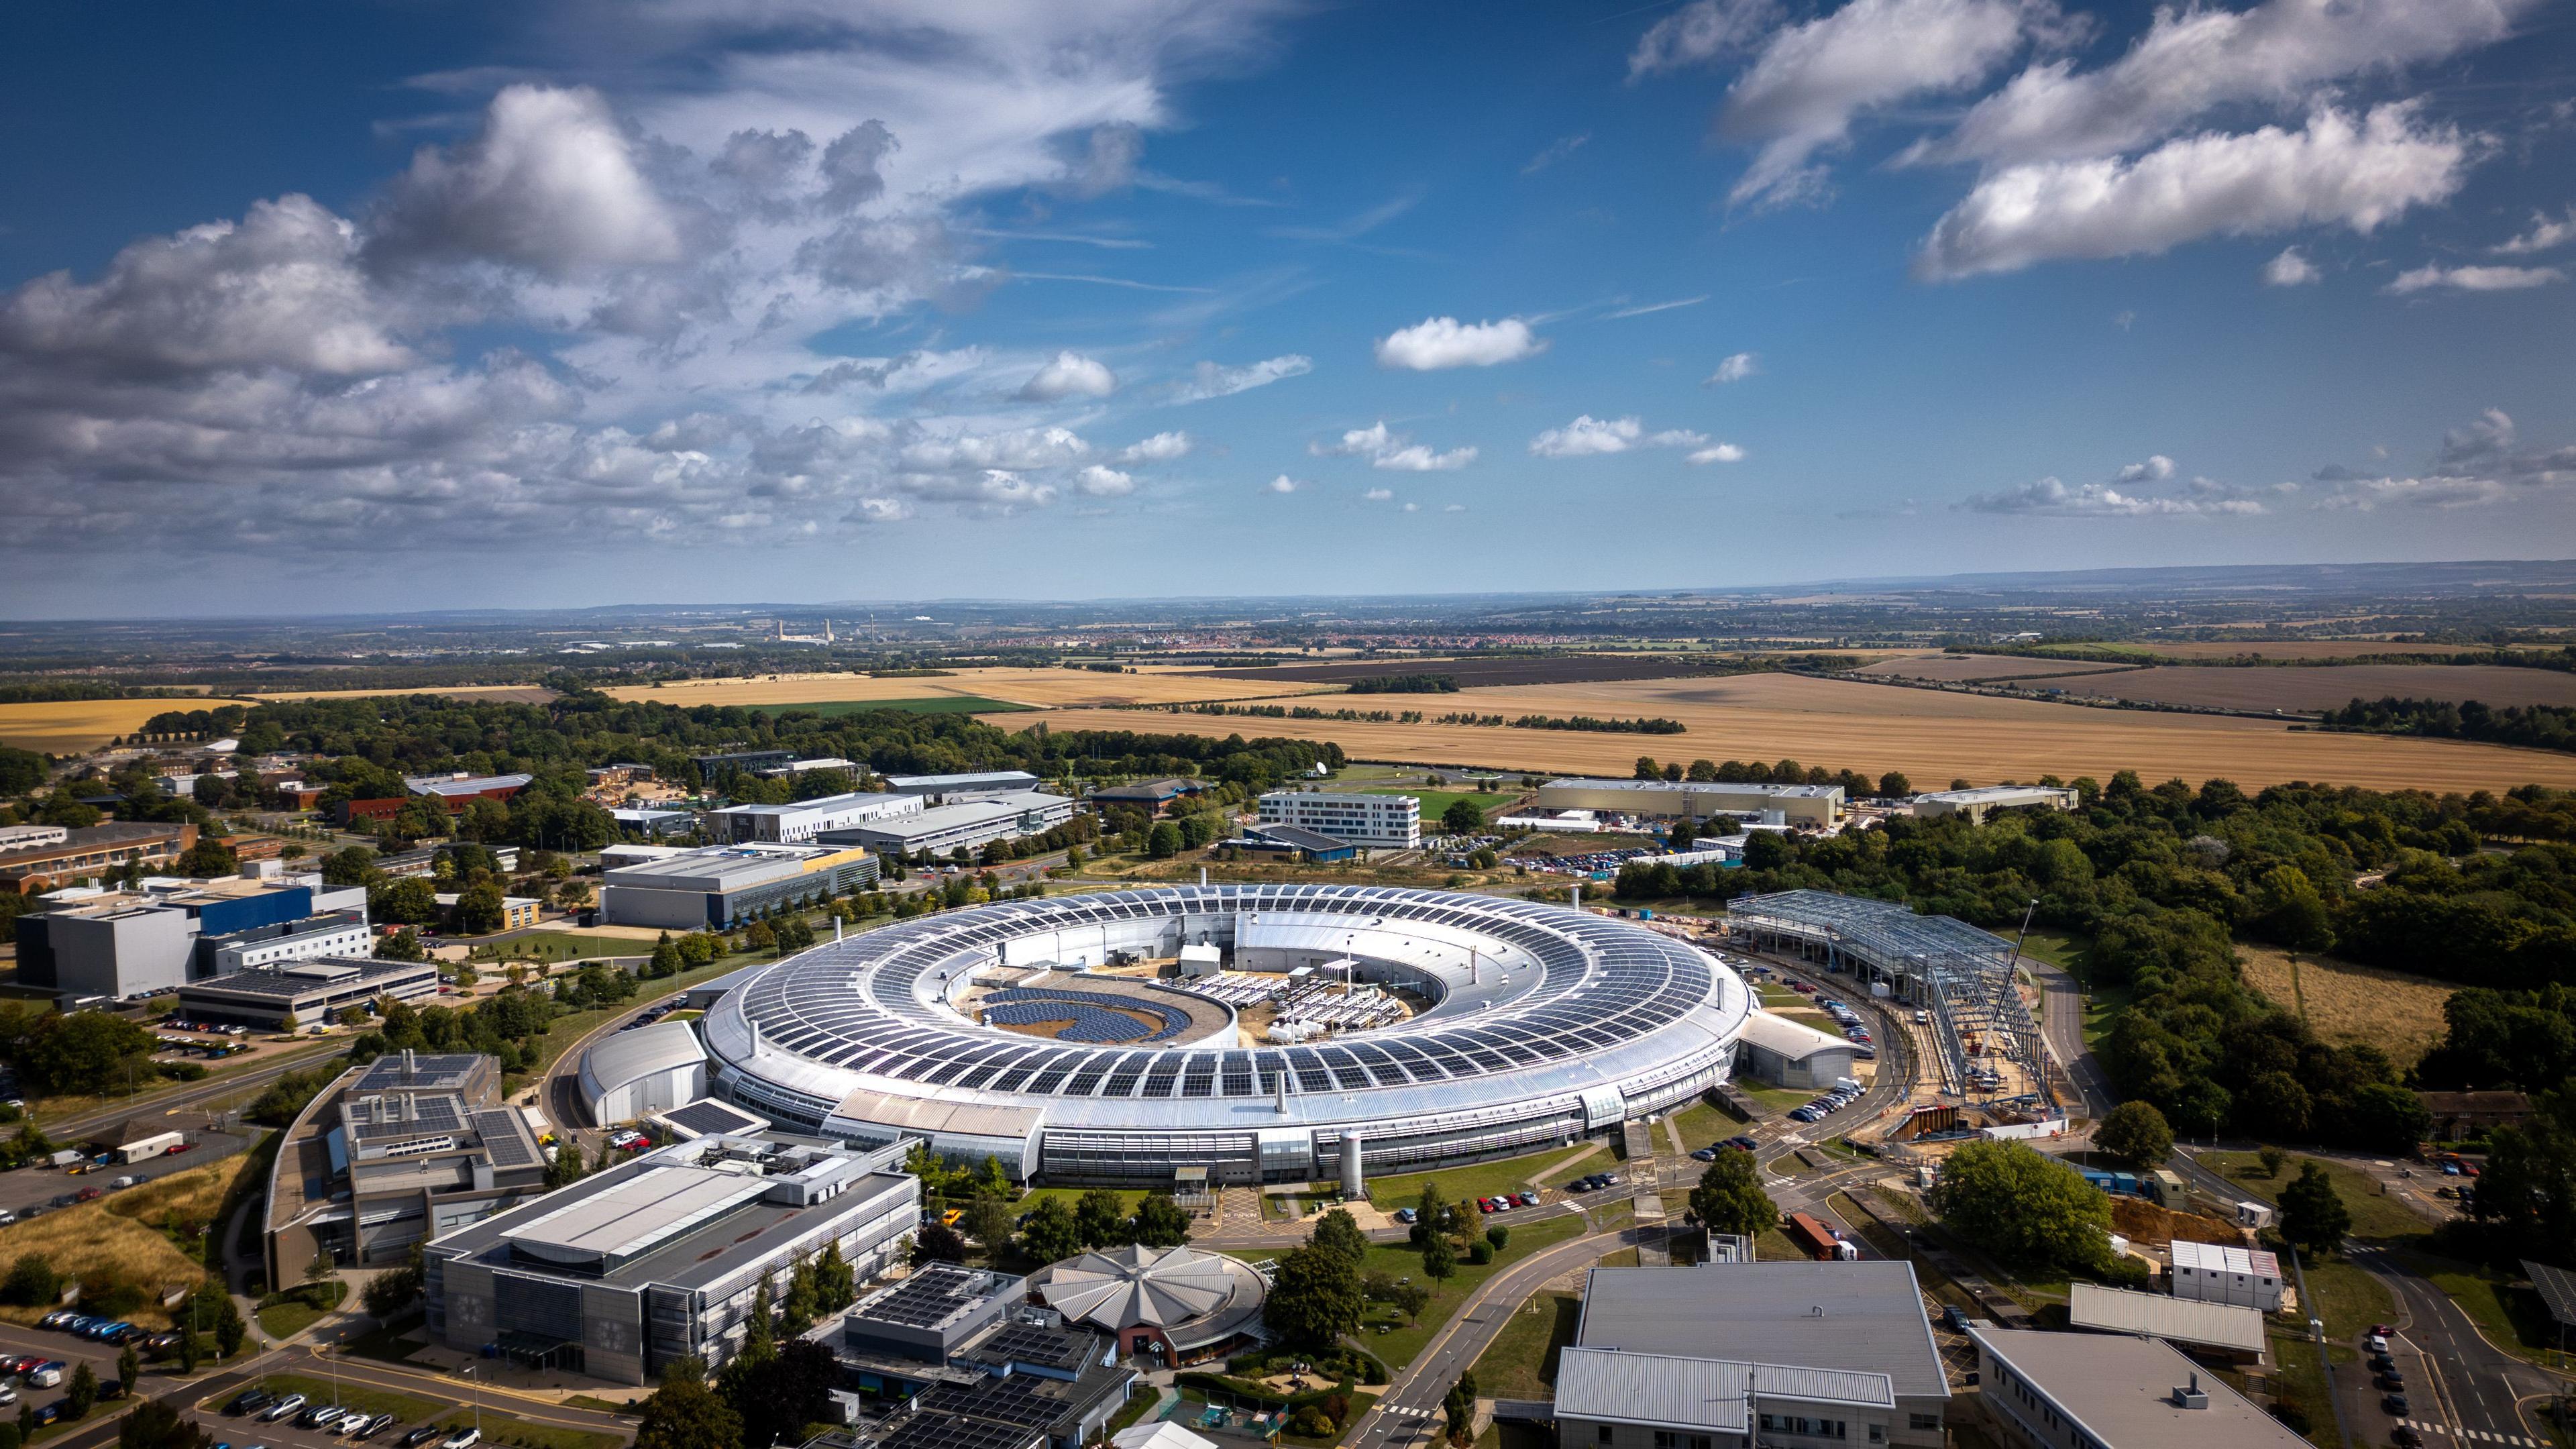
[1534,778,1845,829]
[265,1052,548,1285]
[0,821,197,894]
[883,771,1043,801]
[610,807,696,839]
[1575,1263,1949,1449]
[1025,1246,1268,1367]
[2167,1241,2284,1311]
[175,955,441,1028]
[816,791,1075,858]
[1228,824,1358,863]
[423,1134,919,1383]
[753,756,863,780]
[1911,786,2081,824]
[14,876,369,999]
[433,892,542,932]
[692,749,796,778]
[708,790,921,845]
[1555,1347,1898,1449]
[1254,791,1419,850]
[833,1263,1137,1446]
[1968,1325,2306,1449]
[598,842,880,930]
[1085,779,1199,816]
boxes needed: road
[2019,956,2112,1118]
[39,1039,345,1139]
[0,1128,252,1217]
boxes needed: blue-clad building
[15,876,369,1001]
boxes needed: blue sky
[1,0,2571,616]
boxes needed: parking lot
[204,1387,490,1449]
[0,1128,253,1219]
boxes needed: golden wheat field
[0,698,259,754]
[252,684,561,704]
[1848,654,2137,682]
[2131,641,2526,660]
[995,672,2576,794]
[2237,945,2455,1069]
[604,666,1332,711]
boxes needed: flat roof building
[1256,790,1419,851]
[708,791,921,845]
[403,772,535,802]
[1536,778,1845,828]
[1969,1325,2306,1449]
[816,791,1075,858]
[1736,1010,1862,1090]
[1554,1346,1898,1449]
[14,876,368,1000]
[1911,786,2081,824]
[1577,1262,1949,1449]
[600,842,881,930]
[2168,1240,2284,1311]
[0,820,197,895]
[265,1052,547,1286]
[883,771,1044,801]
[1085,779,1200,816]
[2065,1284,2266,1364]
[425,1134,920,1383]
[176,955,440,1028]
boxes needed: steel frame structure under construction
[1723,889,2049,1106]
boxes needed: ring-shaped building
[701,884,1750,1185]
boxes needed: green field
[1243,1213,1589,1369]
[1470,1291,1582,1399]
[773,696,1033,716]
[1367,789,1517,822]
[1368,1144,1599,1210]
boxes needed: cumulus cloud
[2114,454,2176,483]
[1016,351,1118,401]
[1916,104,2471,280]
[1267,474,1301,493]
[1629,0,1787,76]
[2314,409,2576,510]
[2386,263,2565,293]
[1930,0,2532,166]
[1706,352,1760,384]
[2263,246,2322,285]
[1364,487,1394,501]
[1528,415,1729,460]
[1169,354,1311,402]
[1962,474,2267,515]
[368,85,682,276]
[1374,316,1545,370]
[1116,431,1192,463]
[1313,421,1477,471]
[1074,464,1135,496]
[1717,0,2057,208]
[2495,207,2576,256]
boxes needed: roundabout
[700,883,1751,1185]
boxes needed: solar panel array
[661,1099,765,1136]
[861,1264,1000,1330]
[2526,1259,2576,1330]
[877,1411,1042,1449]
[346,1093,468,1142]
[982,988,1191,1043]
[472,1111,539,1168]
[726,884,1721,1102]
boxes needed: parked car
[1516,1191,1539,1206]
[2366,1334,2391,1353]
[258,1393,308,1421]
[1392,1208,1416,1224]
[1690,1148,1717,1161]
[401,1426,445,1447]
[440,1430,482,1449]
[353,1412,400,1440]
[2381,1395,2409,1416]
[24,1363,64,1389]
[300,1405,346,1430]
[2375,1372,2406,1392]
[74,1186,101,1201]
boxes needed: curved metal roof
[702,885,1749,1136]
[579,1019,708,1102]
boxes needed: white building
[1535,778,1845,828]
[2167,1240,2284,1312]
[1911,786,2082,824]
[579,1020,710,1124]
[816,790,1076,857]
[1256,790,1420,850]
[882,770,1043,801]
[706,790,921,845]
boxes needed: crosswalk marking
[2397,1421,2541,1447]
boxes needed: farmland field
[605,665,1331,711]
[0,696,258,753]
[2035,663,2576,712]
[1849,654,2139,683]
[2129,640,2539,660]
[780,696,1032,716]
[2237,945,2455,1069]
[991,672,2576,793]
[1199,653,1759,688]
[252,684,561,704]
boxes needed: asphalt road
[40,1041,344,1141]
[2019,957,2111,1118]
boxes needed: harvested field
[2237,944,2454,1069]
[2039,663,2576,713]
[604,665,1330,711]
[251,685,561,704]
[992,672,2576,794]
[0,696,258,753]
[1850,654,2139,684]
[2131,641,2541,660]
[1199,654,1762,688]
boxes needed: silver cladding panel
[703,884,1748,1152]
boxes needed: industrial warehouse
[698,884,1750,1186]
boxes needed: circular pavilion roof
[1031,1244,1267,1348]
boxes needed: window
[1868,1429,1883,1444]
[1908,1415,1941,1432]
[1597,1428,1613,1445]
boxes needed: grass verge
[1370,1146,1596,1211]
[203,1371,446,1423]
[435,1411,626,1449]
[1242,1212,1587,1371]
[1467,1292,1580,1399]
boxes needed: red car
[74,1187,101,1202]
[164,1142,195,1156]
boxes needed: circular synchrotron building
[700,884,1750,1186]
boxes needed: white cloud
[1629,0,1787,77]
[2263,246,2322,285]
[1402,501,1420,512]
[2114,454,2176,483]
[1690,443,1749,464]
[1267,474,1301,494]
[1116,431,1192,463]
[1962,475,2265,515]
[1016,351,1118,401]
[1718,0,2055,208]
[1706,352,1760,384]
[1443,503,1466,513]
[1364,487,1394,501]
[370,85,682,276]
[2495,207,2576,256]
[2387,263,2565,293]
[1074,464,1135,496]
[1169,354,1311,402]
[1374,316,1545,370]
[1314,421,1476,471]
[1605,295,1708,319]
[900,425,1091,472]
[1916,104,2471,280]
[2318,409,2576,509]
[1528,415,1724,460]
[1523,133,1593,174]
[1932,0,2532,166]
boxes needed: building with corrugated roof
[1969,1324,2307,1449]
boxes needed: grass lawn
[205,1371,447,1423]
[257,1283,346,1339]
[2300,1258,2394,1340]
[2200,1151,2435,1244]
[1018,1186,1150,1217]
[435,1411,625,1449]
[1248,1212,1588,1371]
[1739,1083,1817,1114]
[2267,1329,2340,1449]
[1366,789,1517,822]
[1469,1292,1581,1399]
[470,930,651,961]
[779,696,1035,716]
[1664,1097,1739,1147]
[1368,1145,1597,1210]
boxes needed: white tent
[1114,1423,1220,1449]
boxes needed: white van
[1832,1077,1863,1095]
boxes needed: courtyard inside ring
[700,883,1750,1186]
